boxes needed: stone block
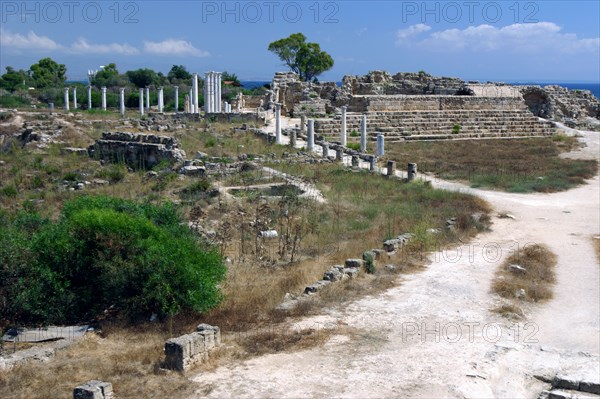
[552,376,579,391]
[580,380,600,395]
[343,267,360,278]
[73,380,113,399]
[196,324,221,345]
[323,267,344,282]
[304,280,331,294]
[345,259,364,268]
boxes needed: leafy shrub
[364,252,376,274]
[452,124,461,134]
[349,130,359,137]
[0,196,226,325]
[346,143,361,151]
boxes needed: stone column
[340,106,347,146]
[207,72,214,113]
[174,86,179,113]
[216,72,222,113]
[139,88,144,116]
[275,103,282,144]
[300,115,306,135]
[351,155,359,167]
[184,95,190,114]
[335,148,343,161]
[361,114,367,152]
[188,88,193,113]
[204,72,209,113]
[369,156,376,172]
[63,88,70,111]
[87,86,92,110]
[387,160,396,177]
[307,119,315,151]
[321,143,329,158]
[158,87,164,113]
[192,73,198,113]
[73,87,77,109]
[145,87,150,111]
[119,88,125,116]
[407,163,417,182]
[101,87,107,111]
[376,134,384,156]
[290,129,297,148]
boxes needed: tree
[0,67,31,92]
[167,65,192,83]
[29,58,67,88]
[222,71,241,86]
[92,63,127,88]
[268,33,334,81]
[126,68,159,88]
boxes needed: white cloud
[0,28,62,51]
[70,38,140,55]
[395,24,431,46]
[397,22,600,54]
[143,39,209,57]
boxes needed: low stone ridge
[163,324,221,372]
[88,132,186,169]
[73,380,113,399]
[383,233,414,253]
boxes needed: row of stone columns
[62,71,224,115]
[204,71,222,113]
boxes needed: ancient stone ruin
[163,324,221,372]
[88,132,186,169]
[254,70,599,144]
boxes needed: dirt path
[190,126,599,398]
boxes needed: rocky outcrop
[88,132,186,169]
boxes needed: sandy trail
[191,126,599,398]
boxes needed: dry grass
[386,135,598,192]
[491,244,557,304]
[491,303,525,320]
[0,326,193,399]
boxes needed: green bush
[0,196,226,325]
[452,124,461,134]
[346,143,361,151]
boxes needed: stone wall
[348,95,527,113]
[341,71,473,96]
[88,132,186,169]
[163,324,221,372]
[521,85,600,128]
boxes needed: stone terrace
[314,96,555,142]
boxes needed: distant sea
[241,81,600,99]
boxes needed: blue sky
[1,1,599,82]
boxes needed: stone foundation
[163,324,221,372]
[89,132,186,169]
